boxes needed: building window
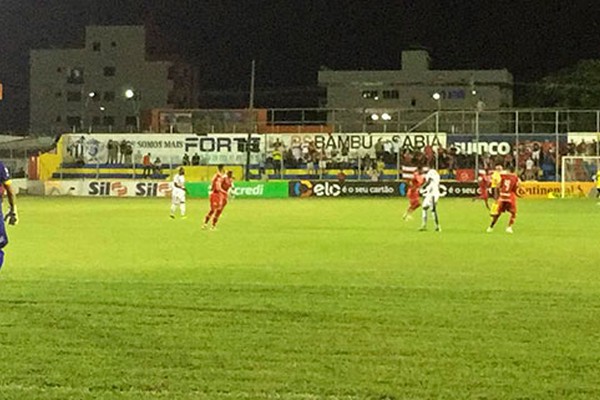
[92,42,101,51]
[92,116,101,125]
[103,66,116,77]
[66,67,84,84]
[55,91,62,98]
[103,116,115,126]
[111,41,117,47]
[57,67,63,73]
[361,90,379,100]
[66,91,82,102]
[125,116,137,126]
[56,116,62,122]
[383,90,399,99]
[411,98,417,107]
[66,116,81,127]
[103,91,115,101]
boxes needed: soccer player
[403,169,424,220]
[489,163,504,216]
[220,170,235,211]
[0,162,18,270]
[203,164,227,230]
[595,169,600,199]
[419,167,441,232]
[473,169,491,209]
[487,166,520,233]
[170,167,187,219]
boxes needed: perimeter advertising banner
[289,180,405,198]
[44,180,172,197]
[518,181,596,198]
[186,181,289,198]
[446,134,566,156]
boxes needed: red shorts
[478,187,489,199]
[498,200,517,214]
[408,195,420,209]
[209,192,223,211]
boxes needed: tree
[525,60,600,108]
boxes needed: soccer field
[1,197,599,399]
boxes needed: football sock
[490,215,500,228]
[421,209,427,226]
[212,209,223,226]
[432,210,439,227]
[204,211,213,224]
[0,250,4,269]
[509,213,515,226]
[170,204,176,216]
[180,203,186,216]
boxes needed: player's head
[178,167,185,175]
[495,163,503,171]
[217,164,225,173]
[506,165,516,173]
[226,170,233,178]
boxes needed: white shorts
[172,191,186,205]
[422,193,439,209]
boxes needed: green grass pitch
[1,196,599,399]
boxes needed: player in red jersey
[203,164,227,230]
[487,166,520,233]
[473,169,491,209]
[403,169,424,220]
[220,170,235,211]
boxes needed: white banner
[268,132,446,155]
[61,132,447,165]
[44,180,172,197]
[61,133,266,165]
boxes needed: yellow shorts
[490,202,499,216]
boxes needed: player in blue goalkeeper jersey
[0,161,18,270]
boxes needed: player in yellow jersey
[595,170,600,199]
[489,163,504,216]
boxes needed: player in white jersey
[170,167,187,219]
[419,167,441,232]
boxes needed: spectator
[142,153,152,178]
[318,150,328,177]
[119,140,128,164]
[368,165,380,182]
[191,153,200,166]
[106,140,116,164]
[525,157,535,180]
[306,151,315,176]
[124,141,133,166]
[152,157,162,178]
[182,153,190,166]
[375,138,384,161]
[336,170,347,183]
[272,145,283,178]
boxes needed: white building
[30,25,198,134]
[318,49,513,131]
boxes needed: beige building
[30,25,197,134]
[318,49,513,132]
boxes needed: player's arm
[3,180,18,225]
[421,177,432,193]
[174,180,188,193]
[216,178,227,196]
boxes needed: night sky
[1,0,600,132]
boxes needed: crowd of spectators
[260,137,599,182]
